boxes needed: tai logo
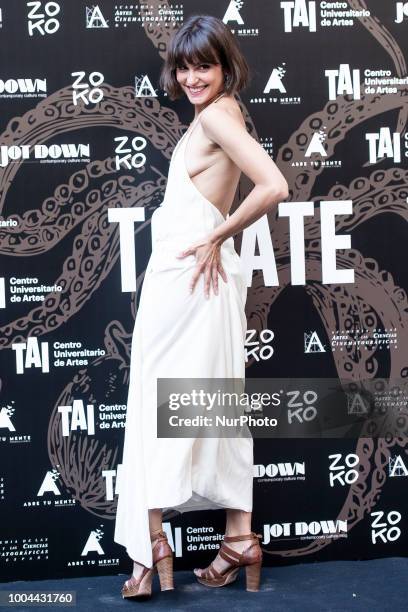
[325,64,361,100]
[395,2,408,22]
[58,399,95,437]
[71,71,104,105]
[328,453,359,487]
[371,510,401,544]
[86,5,109,28]
[366,128,401,164]
[223,0,244,25]
[114,136,147,170]
[27,1,61,36]
[12,338,50,374]
[281,0,317,33]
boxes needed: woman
[114,14,288,598]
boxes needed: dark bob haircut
[159,14,250,101]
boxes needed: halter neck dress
[114,93,253,568]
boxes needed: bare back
[184,95,246,219]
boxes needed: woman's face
[176,59,224,107]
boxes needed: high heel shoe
[121,530,174,599]
[194,532,262,592]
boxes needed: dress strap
[172,91,226,162]
[187,91,226,136]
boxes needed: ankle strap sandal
[194,531,263,591]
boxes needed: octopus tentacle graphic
[348,0,407,133]
[0,170,165,348]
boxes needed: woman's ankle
[150,527,163,538]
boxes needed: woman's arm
[200,104,289,246]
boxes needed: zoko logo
[114,136,147,170]
[37,469,61,496]
[263,65,287,94]
[71,71,104,105]
[304,331,325,353]
[286,389,318,424]
[325,64,361,100]
[58,399,95,437]
[245,329,274,362]
[395,2,408,23]
[12,338,50,374]
[27,1,61,36]
[223,0,244,25]
[328,453,359,487]
[86,5,109,28]
[281,0,317,32]
[366,128,401,164]
[371,510,402,544]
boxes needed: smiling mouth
[187,86,208,94]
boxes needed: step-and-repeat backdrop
[0,0,407,582]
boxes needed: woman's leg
[194,509,253,576]
[149,508,163,536]
[131,508,163,578]
[225,509,252,536]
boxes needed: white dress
[114,94,253,568]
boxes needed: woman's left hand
[176,237,228,298]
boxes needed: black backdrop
[0,0,407,582]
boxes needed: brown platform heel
[121,530,174,599]
[152,530,174,591]
[194,532,262,592]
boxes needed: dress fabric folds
[114,95,253,568]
